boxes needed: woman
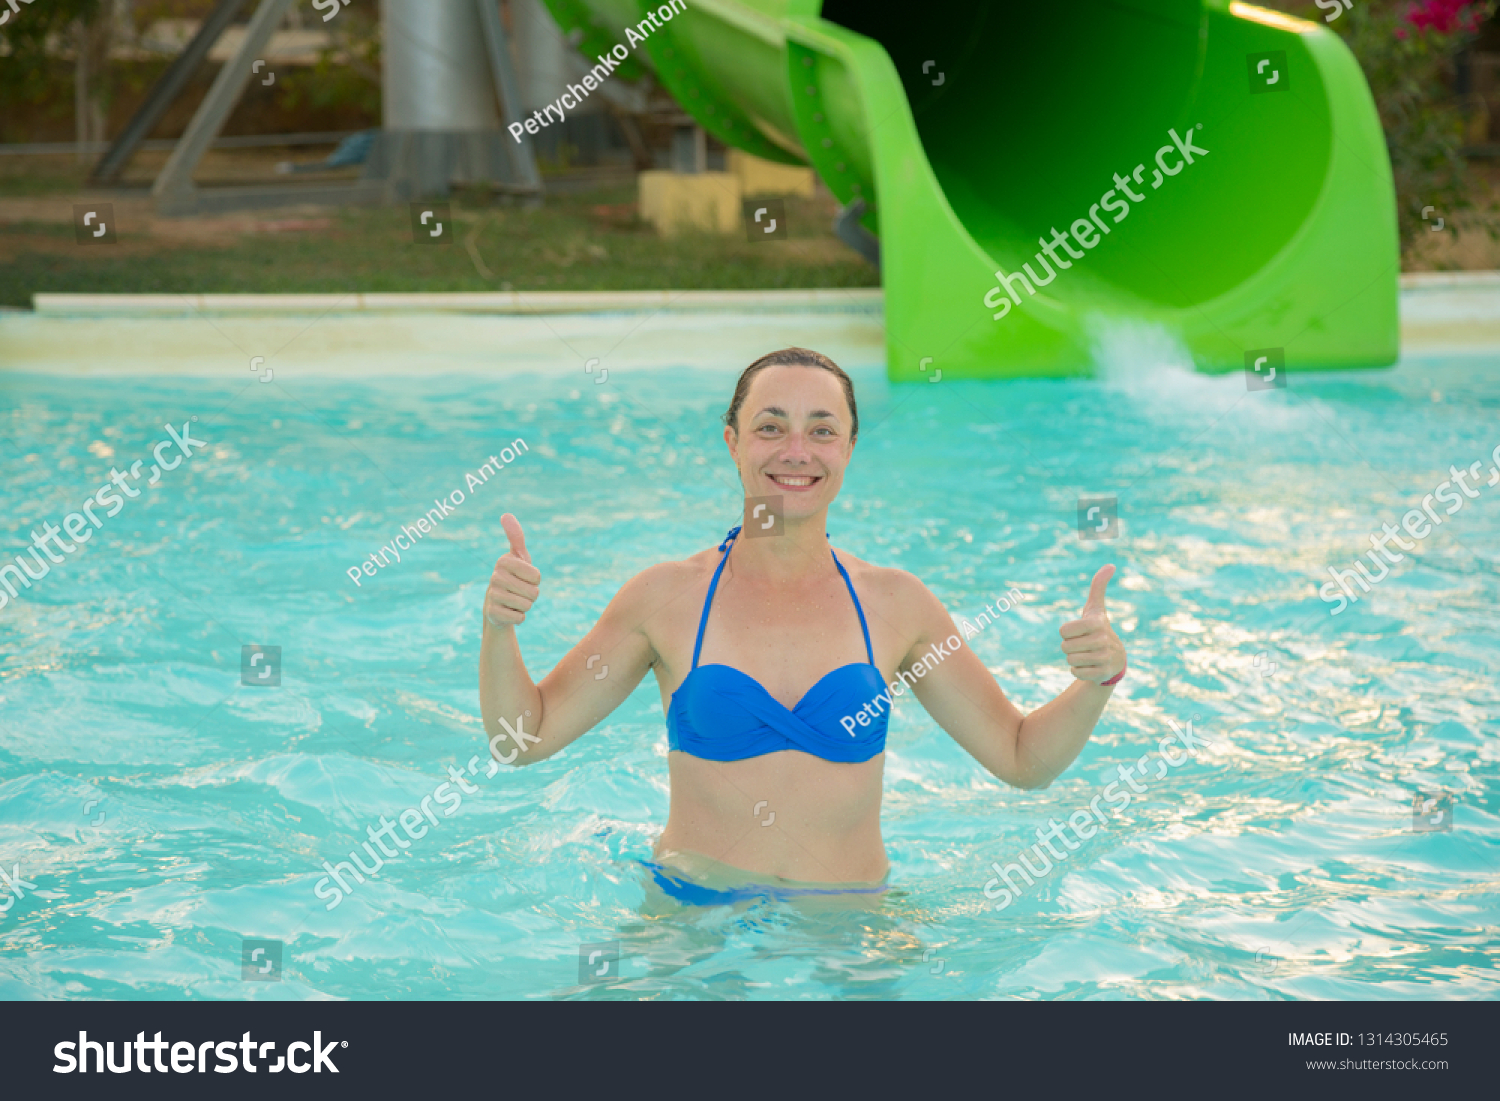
[478,347,1126,905]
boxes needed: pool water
[1,346,1497,1000]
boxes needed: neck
[730,509,832,580]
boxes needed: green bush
[0,0,105,140]
[275,5,381,119]
[1270,0,1497,250]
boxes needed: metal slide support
[834,198,879,267]
[475,0,542,193]
[90,0,250,184]
[151,0,296,205]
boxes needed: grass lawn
[0,155,880,307]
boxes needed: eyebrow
[752,406,841,422]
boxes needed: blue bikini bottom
[639,860,889,907]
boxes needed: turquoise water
[1,349,1497,1000]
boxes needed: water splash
[1081,313,1315,432]
[1083,313,1196,386]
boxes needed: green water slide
[543,0,1399,380]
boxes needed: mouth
[766,473,822,491]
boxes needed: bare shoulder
[609,546,720,623]
[834,548,957,663]
[830,546,942,619]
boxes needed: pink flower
[1406,0,1483,33]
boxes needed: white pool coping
[19,274,1490,315]
[26,288,883,316]
[1,295,889,376]
[1397,271,1500,351]
[2,275,1496,374]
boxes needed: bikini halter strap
[689,526,875,669]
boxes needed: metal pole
[151,0,295,203]
[475,0,541,192]
[92,0,250,184]
[74,20,89,165]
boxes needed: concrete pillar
[510,0,572,116]
[365,0,538,200]
[382,0,499,130]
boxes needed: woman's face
[725,364,855,520]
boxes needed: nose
[777,428,814,464]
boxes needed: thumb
[501,512,531,564]
[1082,564,1115,617]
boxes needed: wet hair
[722,347,859,442]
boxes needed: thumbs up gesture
[484,513,542,627]
[1059,565,1126,685]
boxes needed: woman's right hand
[484,513,541,627]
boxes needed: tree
[1268,0,1498,249]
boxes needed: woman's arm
[479,514,659,765]
[898,566,1125,789]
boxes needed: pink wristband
[1100,658,1126,687]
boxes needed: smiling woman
[476,347,1128,906]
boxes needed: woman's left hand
[1059,565,1126,685]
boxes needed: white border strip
[31,289,884,316]
[1400,270,1500,290]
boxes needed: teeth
[772,475,815,486]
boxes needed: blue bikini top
[666,526,889,763]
